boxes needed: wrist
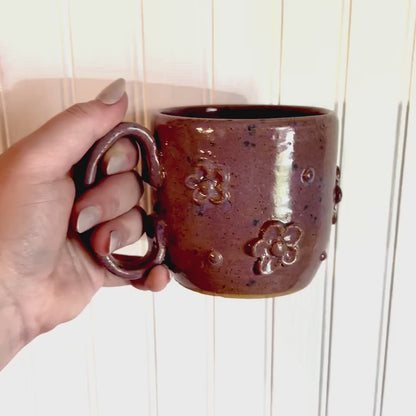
[0,284,32,370]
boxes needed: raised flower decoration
[248,220,303,275]
[185,158,230,205]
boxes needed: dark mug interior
[160,105,331,120]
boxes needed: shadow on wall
[3,78,246,145]
[0,79,245,256]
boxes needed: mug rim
[158,104,334,121]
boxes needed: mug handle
[83,122,167,280]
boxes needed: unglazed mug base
[171,274,307,299]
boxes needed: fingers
[84,184,171,293]
[130,265,171,292]
[103,264,171,291]
[93,210,171,292]
[90,208,143,256]
[90,206,171,292]
[73,172,143,233]
[78,170,171,292]
[101,138,138,175]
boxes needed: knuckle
[125,171,143,196]
[65,102,96,121]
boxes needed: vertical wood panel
[382,113,416,412]
[27,316,95,416]
[0,0,66,143]
[372,2,416,414]
[154,285,214,416]
[141,0,214,116]
[68,1,157,414]
[0,1,93,415]
[382,2,416,413]
[68,0,144,117]
[270,1,344,415]
[327,1,409,415]
[212,0,282,105]
[212,1,282,415]
[140,1,215,415]
[1,1,416,415]
[214,299,268,416]
[279,0,342,109]
[0,347,37,416]
[88,288,156,416]
[319,2,352,414]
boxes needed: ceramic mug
[82,105,341,298]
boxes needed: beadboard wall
[0,1,415,415]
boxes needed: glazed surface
[153,106,338,297]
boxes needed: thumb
[14,78,128,178]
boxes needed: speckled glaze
[84,105,340,298]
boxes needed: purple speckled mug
[83,105,341,298]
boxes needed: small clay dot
[248,124,256,136]
[320,251,327,261]
[336,166,341,180]
[206,249,223,267]
[334,185,342,204]
[301,167,315,184]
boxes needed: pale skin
[0,80,170,370]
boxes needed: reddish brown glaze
[84,105,340,298]
[154,105,338,297]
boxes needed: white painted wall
[0,0,415,415]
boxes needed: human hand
[0,79,170,370]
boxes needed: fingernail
[96,78,126,105]
[77,206,101,233]
[109,231,121,253]
[107,153,127,175]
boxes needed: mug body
[153,105,338,297]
